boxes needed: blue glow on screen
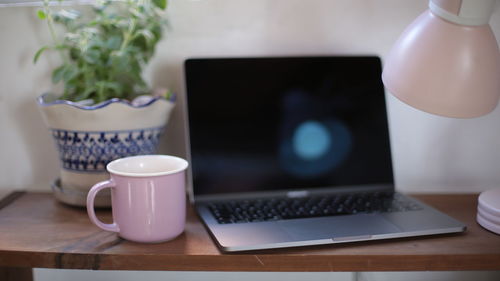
[280,118,352,179]
[293,121,331,161]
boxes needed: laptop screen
[185,56,393,196]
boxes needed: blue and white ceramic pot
[37,93,175,207]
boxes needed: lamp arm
[429,0,496,26]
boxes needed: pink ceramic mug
[86,155,189,243]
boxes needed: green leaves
[82,49,101,64]
[35,0,168,104]
[106,36,122,50]
[37,10,47,20]
[73,86,97,101]
[33,46,49,64]
[53,9,81,23]
[52,64,79,84]
[51,65,65,83]
[153,0,167,10]
[138,29,155,45]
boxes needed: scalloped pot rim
[37,93,176,110]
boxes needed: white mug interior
[106,155,188,177]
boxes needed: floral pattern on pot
[51,127,164,173]
[37,93,175,207]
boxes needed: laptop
[183,56,466,252]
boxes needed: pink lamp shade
[382,0,500,118]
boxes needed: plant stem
[43,0,67,64]
[119,20,136,53]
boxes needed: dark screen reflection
[185,57,393,195]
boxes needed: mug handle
[86,180,120,233]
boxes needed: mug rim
[106,155,189,177]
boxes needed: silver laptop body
[183,56,466,252]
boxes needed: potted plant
[35,0,174,206]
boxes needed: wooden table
[0,192,499,281]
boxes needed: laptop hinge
[286,190,309,198]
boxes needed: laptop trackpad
[279,214,401,240]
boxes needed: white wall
[1,0,500,280]
[31,270,500,281]
[2,0,500,194]
[33,270,354,281]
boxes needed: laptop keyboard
[207,192,423,224]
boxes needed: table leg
[0,267,33,281]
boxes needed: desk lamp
[382,0,500,234]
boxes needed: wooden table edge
[0,251,499,271]
[1,192,499,272]
[0,191,25,210]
